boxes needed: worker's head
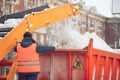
[23,32,32,38]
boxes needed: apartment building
[79,7,106,39]
[0,0,119,48]
[79,6,120,48]
[0,0,51,16]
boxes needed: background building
[0,0,51,15]
[0,0,120,49]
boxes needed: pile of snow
[45,17,114,52]
[48,25,87,49]
[83,32,114,52]
[0,15,115,53]
[49,26,114,52]
[0,18,23,28]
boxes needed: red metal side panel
[38,50,87,80]
[104,57,110,80]
[87,39,120,80]
[37,39,120,80]
[99,57,105,80]
[118,60,120,80]
[39,54,51,80]
[54,53,68,80]
[92,55,98,80]
[91,49,120,80]
[111,58,117,80]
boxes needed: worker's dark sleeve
[14,45,17,52]
[36,44,55,53]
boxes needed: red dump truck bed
[39,39,120,80]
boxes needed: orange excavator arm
[0,3,80,61]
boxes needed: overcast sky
[83,0,113,17]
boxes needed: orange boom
[0,3,80,80]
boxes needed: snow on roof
[0,18,23,28]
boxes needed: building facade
[79,7,106,39]
[0,0,51,16]
[105,17,120,48]
[0,0,119,48]
[79,6,120,48]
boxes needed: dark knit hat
[23,32,32,38]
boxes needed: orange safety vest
[17,43,40,73]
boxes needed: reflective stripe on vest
[17,43,40,72]
[18,59,39,66]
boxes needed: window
[5,5,10,14]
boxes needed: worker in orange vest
[14,32,55,80]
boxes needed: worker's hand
[48,44,56,50]
[52,46,56,50]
